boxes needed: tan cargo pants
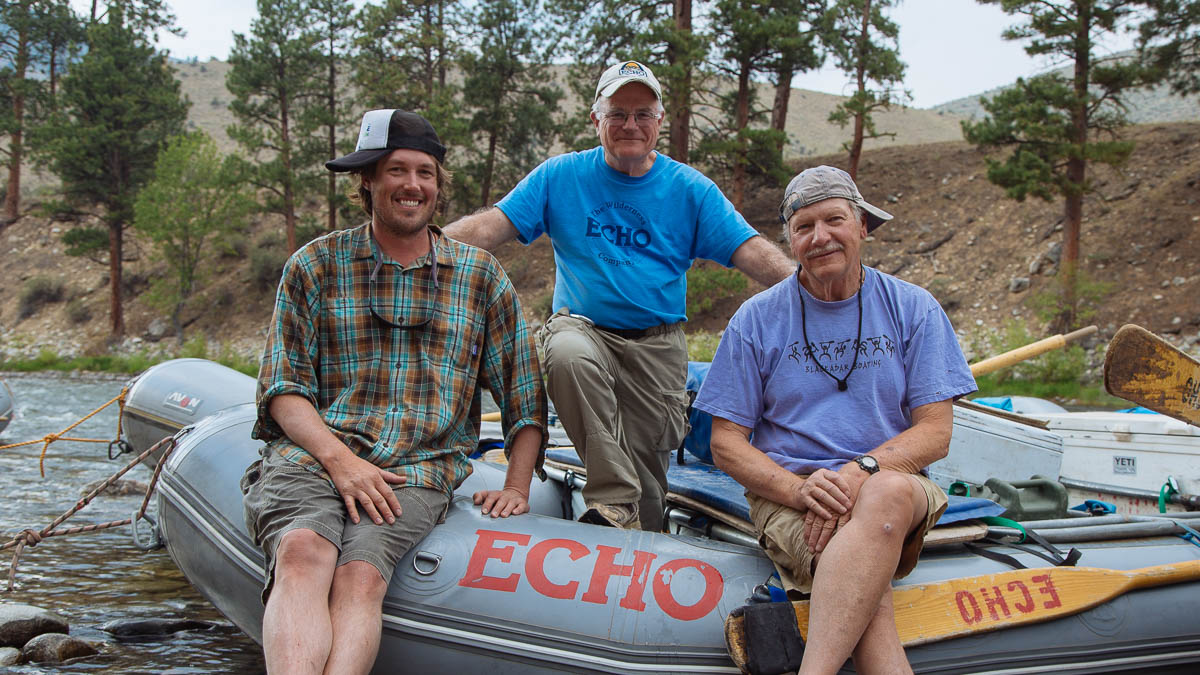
[539,309,690,532]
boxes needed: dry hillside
[3,122,1199,368]
[2,57,1198,366]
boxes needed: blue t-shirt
[495,147,758,329]
[693,267,977,475]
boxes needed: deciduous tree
[134,133,255,343]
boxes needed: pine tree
[963,0,1150,330]
[823,0,907,180]
[34,5,188,337]
[457,0,563,207]
[1,0,82,224]
[1138,1,1200,96]
[767,0,825,156]
[549,0,707,161]
[352,0,464,144]
[305,0,356,232]
[707,0,821,208]
[227,0,324,253]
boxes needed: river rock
[1008,277,1030,293]
[0,646,21,666]
[81,477,150,497]
[20,632,97,663]
[0,604,68,648]
[100,617,216,638]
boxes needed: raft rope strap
[964,517,1082,570]
[1,430,184,593]
[0,384,132,477]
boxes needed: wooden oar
[725,559,1200,672]
[970,325,1097,377]
[1104,324,1200,426]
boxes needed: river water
[0,373,265,673]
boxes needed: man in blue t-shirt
[445,60,794,531]
[694,166,976,672]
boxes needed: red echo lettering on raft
[457,529,724,622]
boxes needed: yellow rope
[0,388,130,478]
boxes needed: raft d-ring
[412,551,442,576]
[131,512,162,551]
[108,439,133,460]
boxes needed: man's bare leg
[263,529,339,675]
[323,560,389,675]
[850,590,914,675]
[798,473,928,675]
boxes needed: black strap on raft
[733,602,806,675]
[676,389,699,465]
[107,439,133,460]
[560,470,578,520]
[965,527,1082,570]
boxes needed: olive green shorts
[241,450,449,603]
[747,472,948,596]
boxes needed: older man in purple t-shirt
[694,166,976,674]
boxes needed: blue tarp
[545,447,1004,526]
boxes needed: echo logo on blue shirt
[586,217,651,249]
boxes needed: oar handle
[970,325,1097,377]
[1127,559,1200,590]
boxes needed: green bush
[969,319,1089,386]
[686,331,723,362]
[250,235,289,292]
[686,265,748,317]
[65,299,92,325]
[18,277,66,319]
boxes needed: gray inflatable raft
[0,377,13,435]
[127,360,1200,673]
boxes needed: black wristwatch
[854,455,880,475]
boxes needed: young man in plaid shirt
[242,109,546,674]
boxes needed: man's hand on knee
[326,454,407,525]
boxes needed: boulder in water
[20,632,97,663]
[100,617,216,638]
[0,604,68,648]
[0,646,22,666]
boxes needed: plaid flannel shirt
[252,223,547,496]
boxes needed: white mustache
[806,245,844,259]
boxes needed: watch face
[858,456,879,472]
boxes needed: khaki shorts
[241,450,450,603]
[747,472,948,597]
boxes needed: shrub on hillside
[250,236,289,292]
[686,265,747,316]
[66,299,92,325]
[19,277,65,319]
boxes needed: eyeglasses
[368,233,439,329]
[599,109,663,126]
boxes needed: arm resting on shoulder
[443,207,520,251]
[268,393,406,525]
[862,398,954,475]
[730,235,795,287]
[710,416,806,511]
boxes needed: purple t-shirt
[693,266,976,475]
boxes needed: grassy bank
[0,339,259,377]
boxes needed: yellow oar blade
[1104,324,1200,426]
[726,559,1200,671]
